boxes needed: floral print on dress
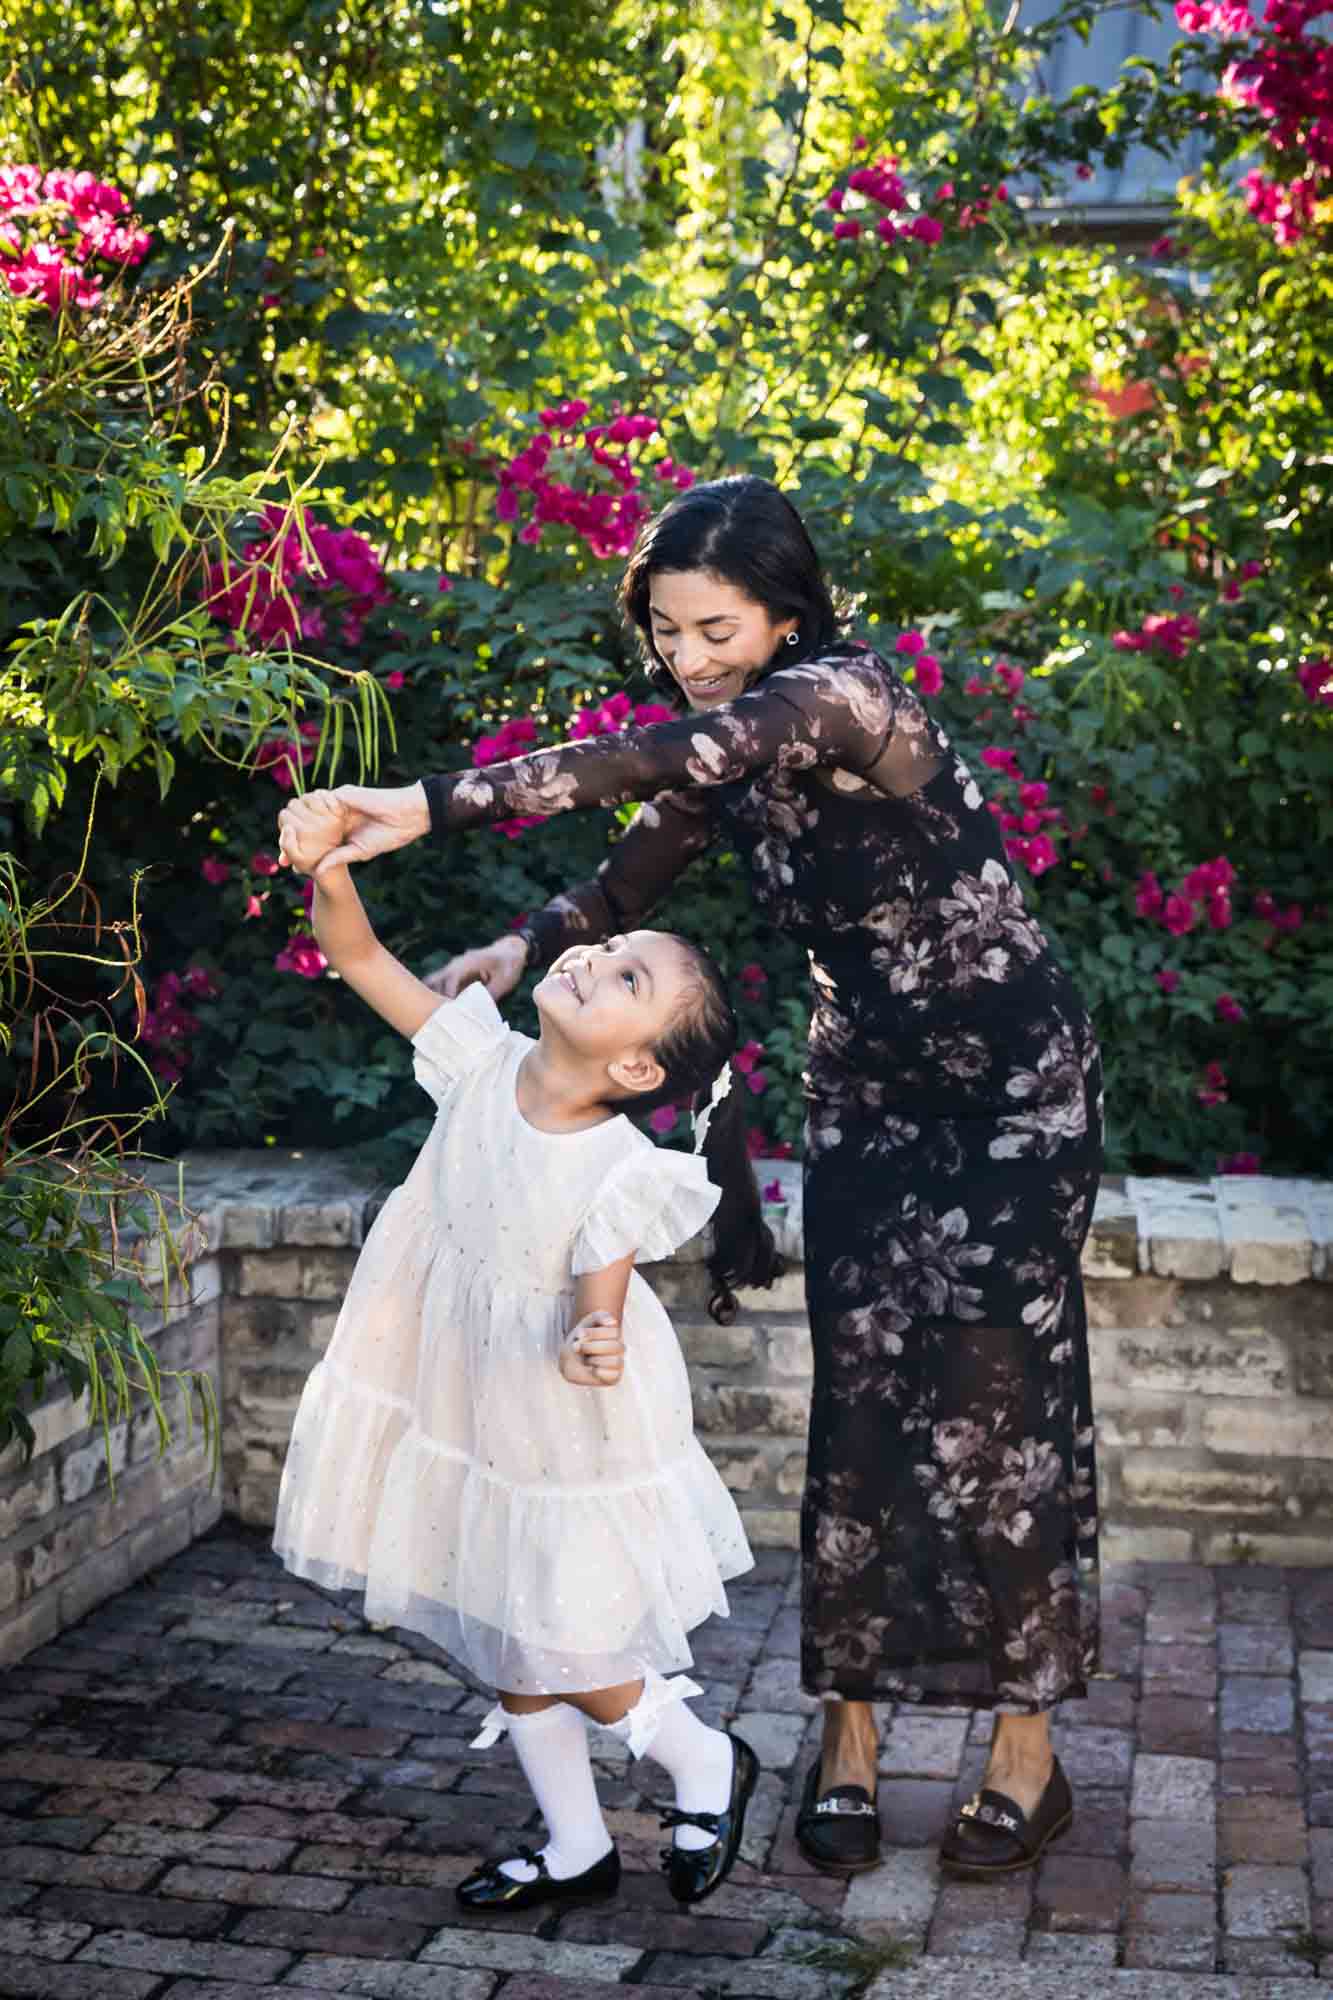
[424,640,1103,1714]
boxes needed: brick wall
[1,1150,1329,1665]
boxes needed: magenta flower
[1018,781,1049,809]
[1197,1060,1229,1106]
[1296,657,1333,705]
[980,746,1021,777]
[734,1040,764,1075]
[824,188,845,211]
[1163,895,1197,936]
[1156,968,1181,994]
[833,218,863,240]
[243,893,267,920]
[762,1178,785,1203]
[649,1104,679,1135]
[909,215,944,245]
[274,935,328,979]
[895,631,926,656]
[994,662,1025,696]
[634,702,675,726]
[964,674,989,697]
[1215,992,1246,1023]
[912,654,943,696]
[250,851,280,877]
[1023,834,1060,875]
[739,961,768,990]
[200,858,231,885]
[385,670,406,691]
[1218,1151,1261,1174]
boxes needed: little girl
[272,793,778,1911]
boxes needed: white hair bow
[692,1063,734,1153]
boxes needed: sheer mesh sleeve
[518,788,718,973]
[423,651,936,849]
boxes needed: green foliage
[1,0,1330,1217]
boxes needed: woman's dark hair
[615,932,784,1324]
[618,475,842,702]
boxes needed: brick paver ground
[2,1521,1331,1998]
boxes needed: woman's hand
[277,782,431,878]
[558,1311,624,1388]
[423,935,529,1001]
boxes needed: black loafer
[455,1841,620,1911]
[939,1755,1073,1878]
[794,1755,882,1876]
[658,1731,759,1906]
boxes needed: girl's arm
[312,864,443,1041]
[560,1252,636,1389]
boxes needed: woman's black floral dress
[422,643,1102,1713]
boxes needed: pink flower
[895,630,926,656]
[438,573,453,592]
[1023,834,1060,875]
[1296,657,1333,705]
[649,1104,679,1135]
[385,670,406,691]
[833,218,863,240]
[1076,163,1094,181]
[1206,892,1233,931]
[1149,235,1176,258]
[1218,1151,1261,1174]
[634,702,675,726]
[746,1069,768,1095]
[1197,1060,1229,1107]
[909,215,944,245]
[762,1178,785,1203]
[963,675,989,697]
[1183,856,1236,900]
[1252,890,1277,920]
[1216,992,1246,1023]
[912,654,943,696]
[739,962,768,991]
[877,217,901,242]
[201,857,231,884]
[853,135,869,150]
[1018,781,1049,809]
[1163,894,1198,936]
[243,893,268,920]
[995,662,1025,696]
[1156,968,1181,994]
[1275,902,1304,932]
[980,746,1021,777]
[824,188,846,211]
[250,851,280,876]
[300,880,316,914]
[734,1040,764,1075]
[1136,872,1166,919]
[274,934,328,979]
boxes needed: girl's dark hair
[618,933,785,1325]
[618,475,842,702]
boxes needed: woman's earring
[785,630,800,647]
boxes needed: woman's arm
[422,653,911,836]
[312,864,443,1041]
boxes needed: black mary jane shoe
[794,1755,883,1876]
[658,1731,759,1907]
[938,1755,1073,1879]
[455,1841,620,1912]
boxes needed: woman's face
[648,569,798,711]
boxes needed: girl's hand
[276,792,349,876]
[559,1311,624,1389]
[277,781,431,877]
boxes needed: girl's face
[648,568,798,711]
[535,930,693,1096]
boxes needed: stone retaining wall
[1,1150,1329,1665]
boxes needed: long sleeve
[422,651,923,842]
[519,787,718,972]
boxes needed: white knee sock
[610,1669,736,1853]
[496,1703,613,1882]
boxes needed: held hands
[559,1310,625,1389]
[277,782,431,878]
[275,792,350,877]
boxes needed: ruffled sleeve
[410,981,510,1107]
[571,1146,720,1274]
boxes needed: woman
[277,475,1103,1883]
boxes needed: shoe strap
[659,1805,722,1835]
[958,1787,1028,1836]
[816,1783,877,1817]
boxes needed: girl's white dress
[273,982,753,1694]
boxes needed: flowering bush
[0,165,150,309]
